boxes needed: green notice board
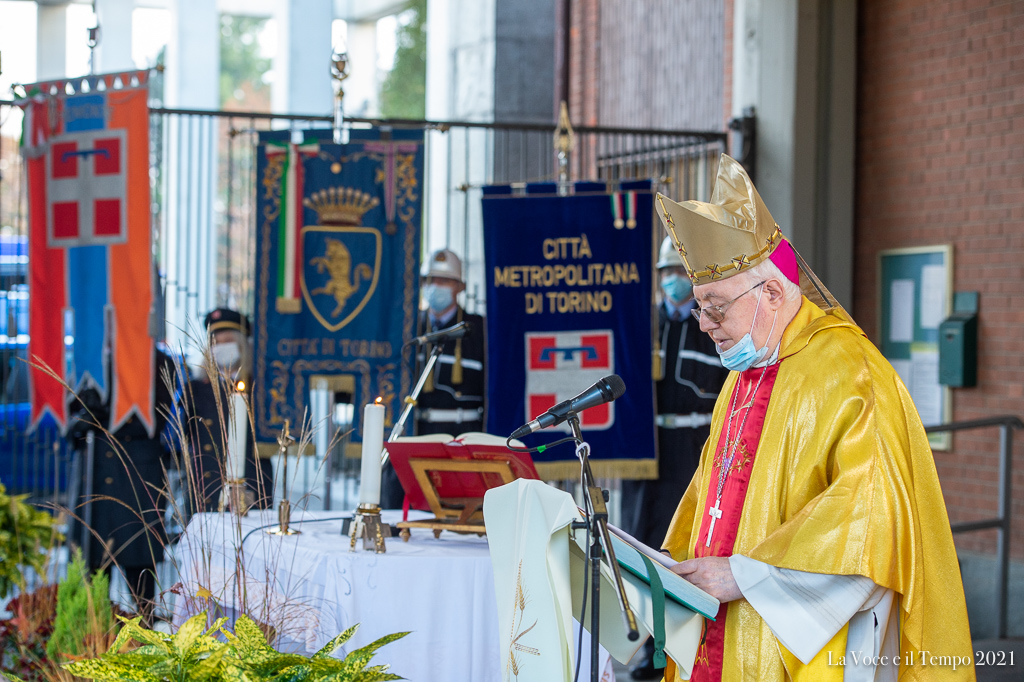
[878,245,952,449]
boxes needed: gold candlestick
[267,421,301,536]
[349,503,390,553]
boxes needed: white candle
[228,390,248,480]
[359,400,385,506]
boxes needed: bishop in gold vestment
[654,155,973,681]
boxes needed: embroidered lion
[310,238,371,317]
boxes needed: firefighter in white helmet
[620,237,730,679]
[380,248,486,508]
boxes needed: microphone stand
[567,413,639,681]
[382,342,444,461]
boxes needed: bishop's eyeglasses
[690,280,767,323]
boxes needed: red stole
[690,362,781,682]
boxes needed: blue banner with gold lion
[254,128,423,452]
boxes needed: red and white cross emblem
[524,329,616,432]
[45,129,128,248]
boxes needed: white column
[93,0,135,73]
[424,0,452,254]
[162,0,220,360]
[166,0,219,108]
[37,4,68,80]
[344,20,379,117]
[271,0,334,115]
[424,0,495,309]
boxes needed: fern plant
[0,482,61,598]
[63,611,409,682]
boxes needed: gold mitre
[655,154,781,285]
[656,154,847,316]
[304,187,380,227]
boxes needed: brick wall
[566,0,726,131]
[855,0,1024,558]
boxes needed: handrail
[925,415,1024,433]
[0,99,727,141]
[926,415,1021,639]
[146,107,730,141]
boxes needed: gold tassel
[451,308,464,385]
[452,339,464,385]
[652,338,665,381]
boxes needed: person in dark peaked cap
[177,308,273,515]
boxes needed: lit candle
[228,383,248,480]
[359,398,385,506]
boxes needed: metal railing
[926,415,1023,639]
[0,98,726,503]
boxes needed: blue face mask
[716,285,778,372]
[421,283,454,314]
[660,273,693,304]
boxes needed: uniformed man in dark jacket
[178,308,273,515]
[68,346,178,624]
[621,237,730,679]
[380,249,485,508]
[413,249,485,436]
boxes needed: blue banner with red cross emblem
[482,181,657,479]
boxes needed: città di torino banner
[482,180,657,479]
[253,128,424,454]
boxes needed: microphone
[510,374,626,440]
[406,320,470,347]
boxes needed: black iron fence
[0,99,726,502]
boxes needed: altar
[172,510,501,681]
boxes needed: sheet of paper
[920,264,947,330]
[889,279,915,342]
[909,349,942,426]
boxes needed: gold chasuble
[662,298,973,681]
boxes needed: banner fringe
[536,458,658,481]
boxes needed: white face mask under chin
[716,286,779,372]
[212,342,241,369]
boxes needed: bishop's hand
[670,557,742,603]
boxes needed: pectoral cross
[705,498,723,547]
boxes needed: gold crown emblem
[303,187,380,226]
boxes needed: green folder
[607,532,719,620]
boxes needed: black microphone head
[601,374,626,401]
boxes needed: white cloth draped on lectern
[484,479,582,681]
[485,479,709,681]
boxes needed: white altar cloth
[172,510,500,681]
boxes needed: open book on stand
[385,433,539,537]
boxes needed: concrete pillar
[731,0,856,308]
[93,0,135,73]
[345,20,379,117]
[161,0,220,358]
[423,0,497,312]
[166,0,219,107]
[37,4,68,80]
[271,0,334,115]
